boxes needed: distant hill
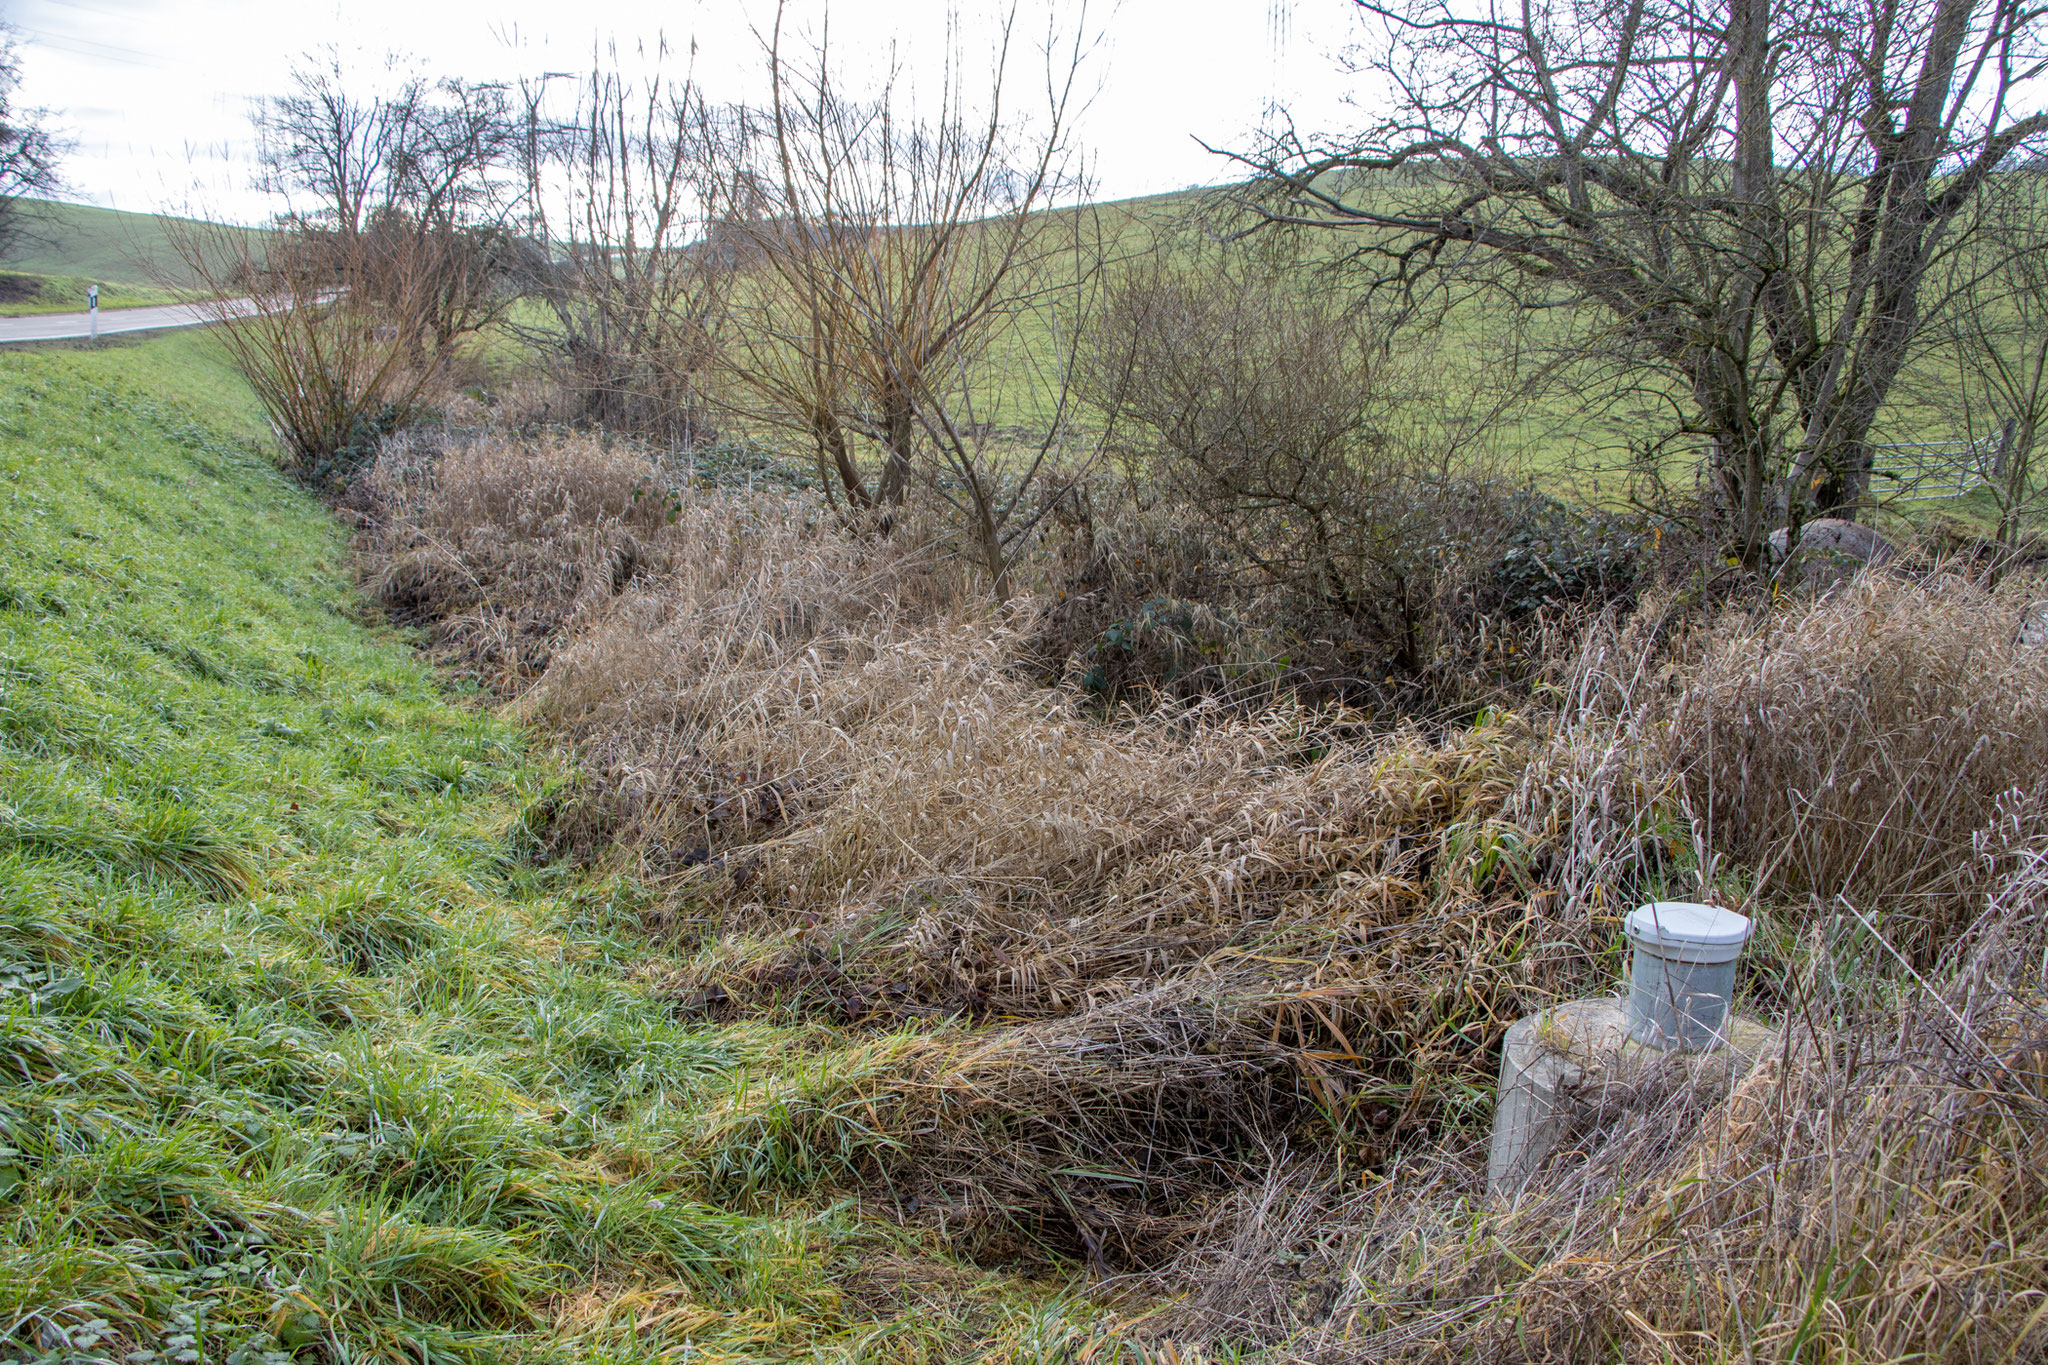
[0,188,1210,291]
[0,198,262,286]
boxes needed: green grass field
[0,199,262,287]
[1026,181,2028,514]
[0,178,1962,507]
[0,332,1106,1361]
[681,183,1941,506]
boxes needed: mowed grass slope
[0,336,1100,1362]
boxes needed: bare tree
[0,28,64,261]
[1232,0,2048,563]
[712,2,1095,527]
[512,55,736,444]
[907,203,1119,596]
[257,53,523,365]
[168,55,522,484]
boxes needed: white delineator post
[1488,902,1768,1198]
[88,285,98,344]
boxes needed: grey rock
[1767,516,1898,565]
[2020,601,2048,648]
[1768,517,1898,588]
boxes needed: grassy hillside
[0,199,260,287]
[0,334,1102,1362]
[16,183,2000,514]
[1038,182,2006,499]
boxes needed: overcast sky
[3,0,1369,222]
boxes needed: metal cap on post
[1623,902,1752,1051]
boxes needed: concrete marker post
[1487,902,1768,1200]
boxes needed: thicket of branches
[1093,256,1496,677]
[1232,0,2048,563]
[510,55,736,444]
[195,17,1123,601]
[702,7,1103,592]
[1916,180,2048,549]
[169,58,525,483]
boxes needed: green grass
[0,333,1108,1362]
[0,271,181,317]
[1031,182,2027,508]
[0,199,263,287]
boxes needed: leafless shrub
[170,56,522,484]
[1091,266,1427,647]
[702,3,1109,598]
[1916,184,2048,554]
[167,224,444,486]
[713,5,1087,509]
[1083,257,1625,709]
[512,58,734,444]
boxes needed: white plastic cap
[1625,902,1753,964]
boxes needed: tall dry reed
[1659,574,2048,960]
[1140,825,2048,1363]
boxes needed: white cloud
[5,0,1369,221]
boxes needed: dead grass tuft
[1139,832,2048,1362]
[1659,573,2048,960]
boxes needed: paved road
[0,297,259,344]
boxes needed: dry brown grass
[356,431,1632,1254]
[353,431,672,684]
[539,556,1620,1261]
[355,428,2048,1357]
[1137,835,2048,1364]
[1659,573,2048,962]
[354,429,960,695]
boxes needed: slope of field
[1053,180,2005,503]
[0,199,260,286]
[15,183,2000,516]
[0,334,1100,1362]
